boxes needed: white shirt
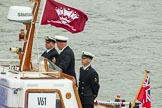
[60,45,68,53]
[46,47,54,53]
[83,64,91,70]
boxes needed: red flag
[137,76,151,108]
[40,0,88,33]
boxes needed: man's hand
[52,57,56,63]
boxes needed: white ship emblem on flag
[47,7,79,31]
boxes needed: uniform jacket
[41,48,59,61]
[78,65,100,104]
[56,46,76,79]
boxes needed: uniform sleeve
[49,49,59,61]
[90,72,100,98]
[54,50,59,59]
[57,54,71,73]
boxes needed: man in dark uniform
[78,51,100,108]
[55,35,76,80]
[41,36,59,62]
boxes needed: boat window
[47,59,62,72]
[38,57,62,72]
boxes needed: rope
[35,24,40,62]
[95,100,130,105]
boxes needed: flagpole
[35,0,46,63]
[131,70,150,108]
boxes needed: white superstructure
[0,66,79,108]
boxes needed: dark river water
[0,0,162,107]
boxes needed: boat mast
[20,0,41,71]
